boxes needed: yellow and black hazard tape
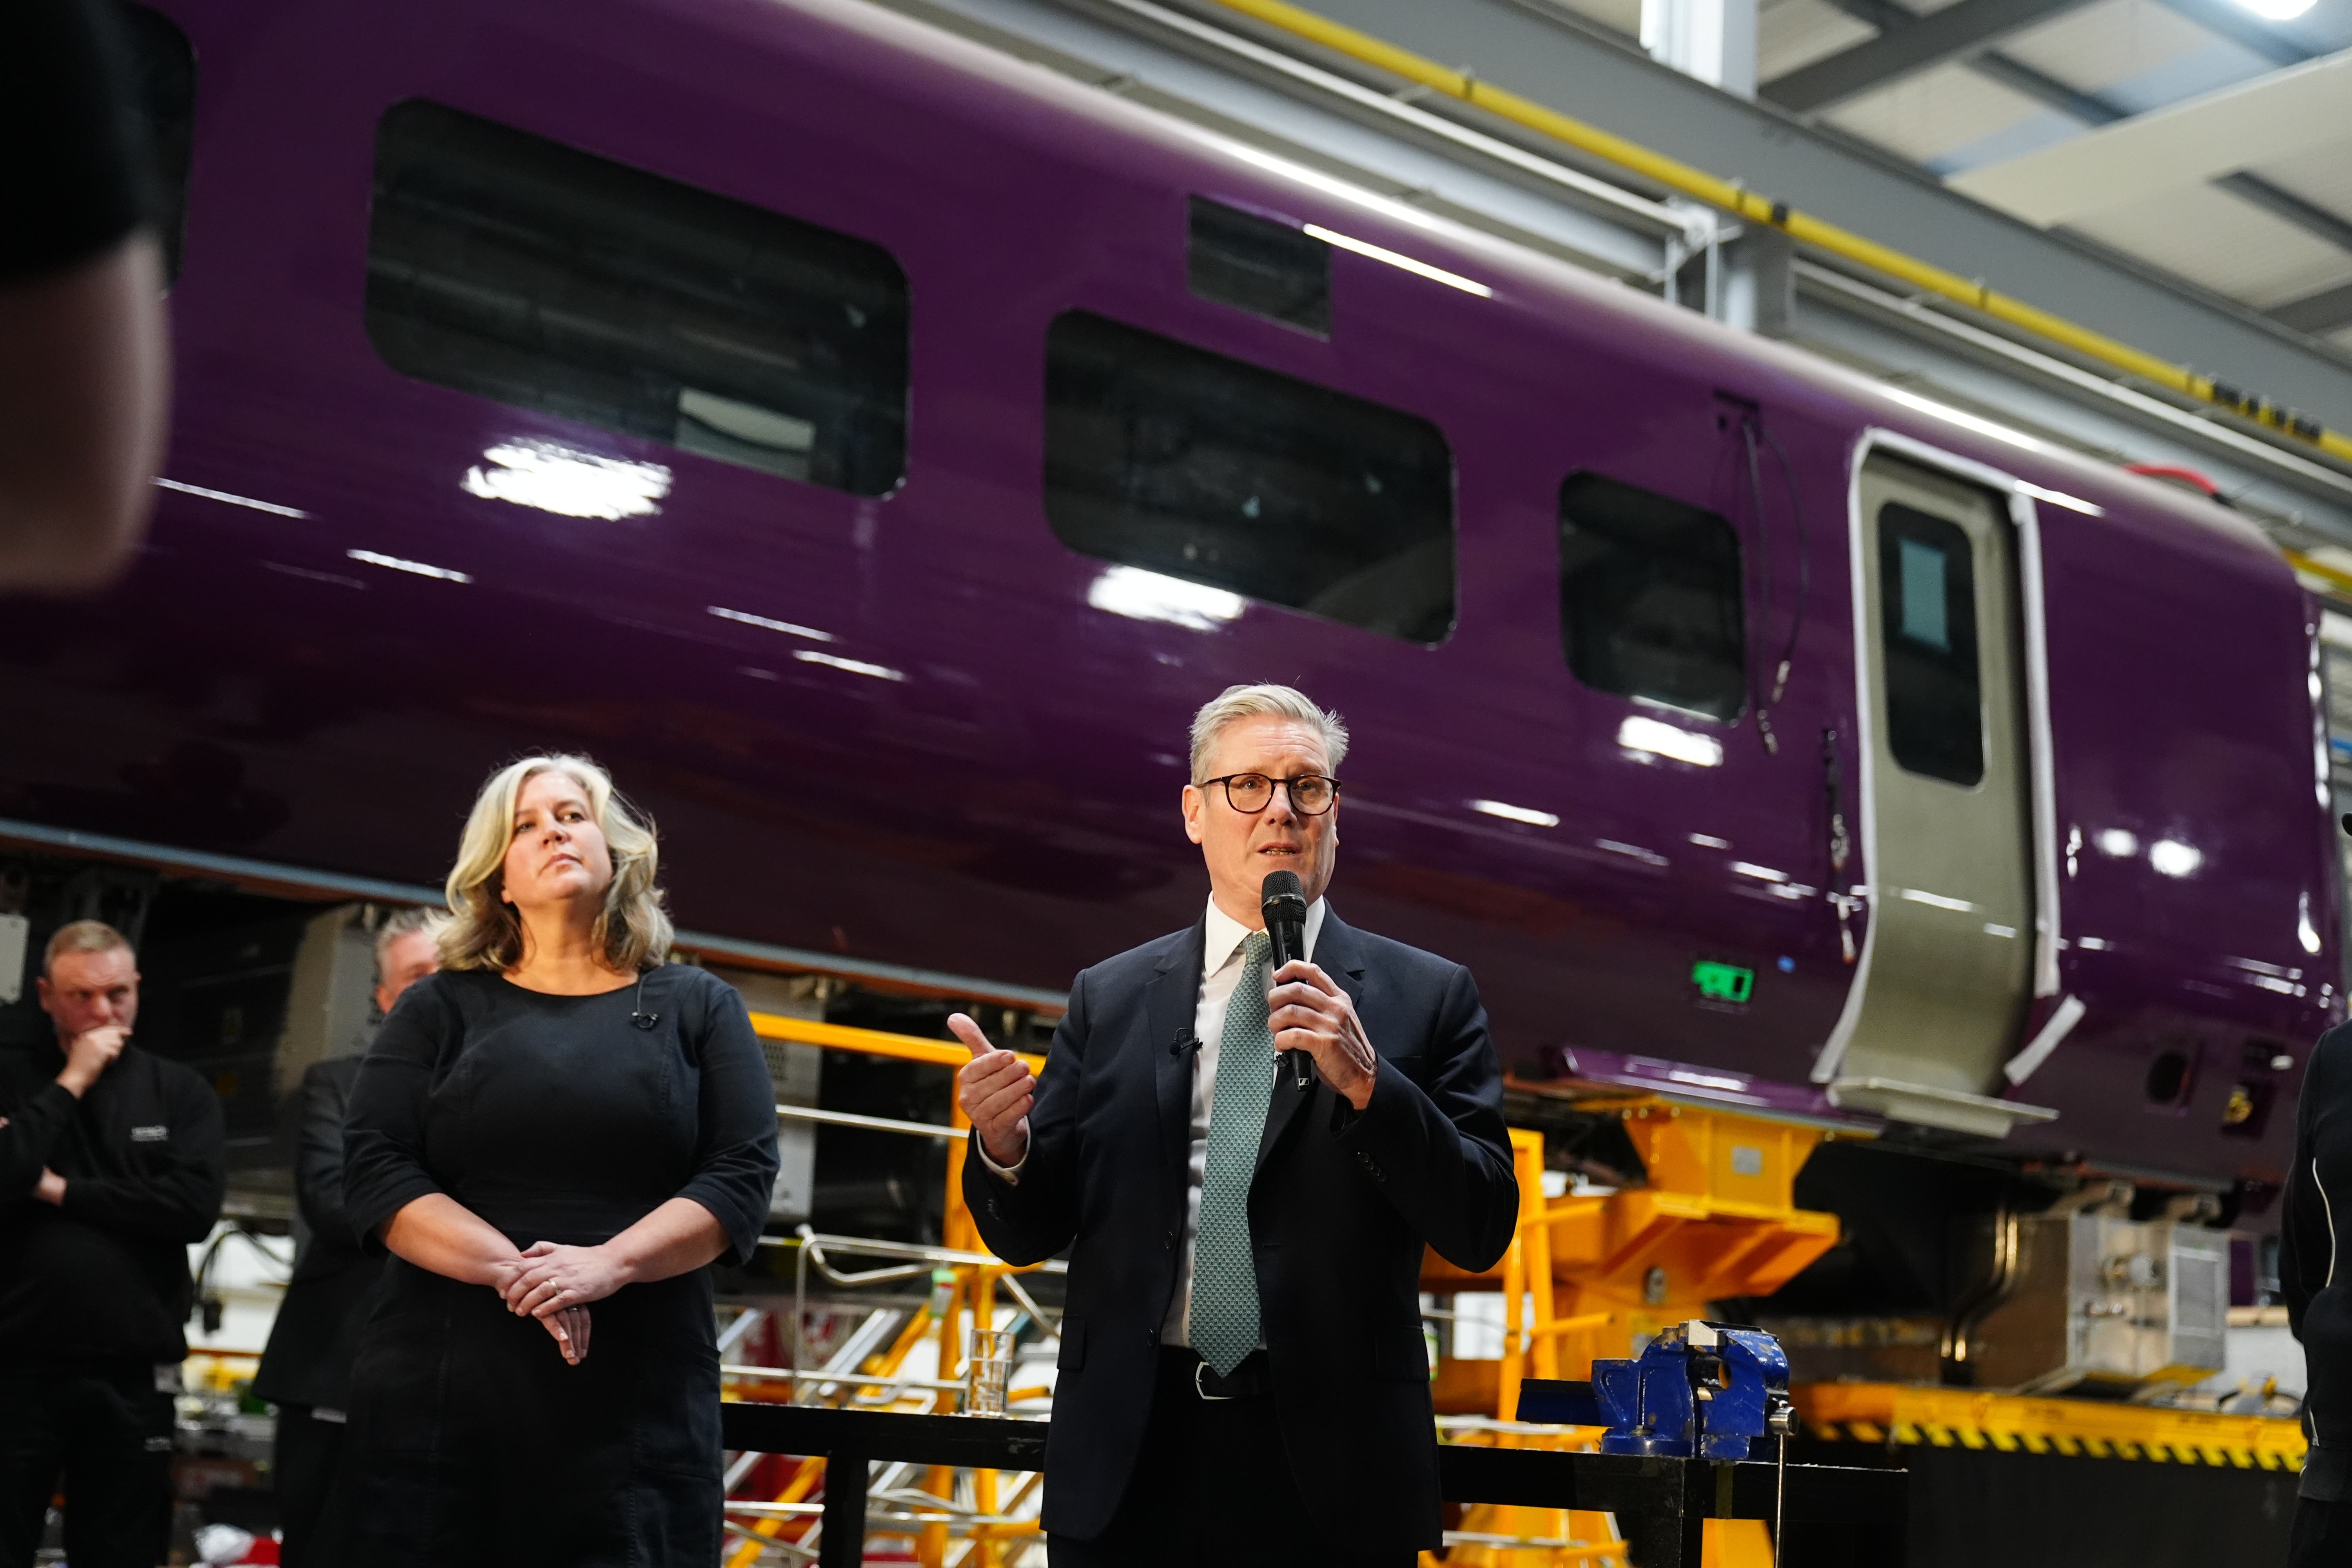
[1793,1383,2306,1471]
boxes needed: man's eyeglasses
[1197,773,1343,816]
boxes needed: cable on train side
[1739,410,1812,757]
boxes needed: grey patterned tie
[1190,930,1275,1376]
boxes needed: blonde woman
[341,755,778,1567]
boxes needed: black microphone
[1261,870,1312,1090]
[1171,1031,1202,1058]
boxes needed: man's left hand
[33,1168,64,1205]
[1268,961,1378,1111]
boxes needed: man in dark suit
[953,683,1517,1566]
[252,909,437,1568]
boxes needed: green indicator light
[1691,960,1754,1003]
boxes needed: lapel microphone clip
[630,971,660,1032]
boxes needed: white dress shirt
[980,894,1328,1349]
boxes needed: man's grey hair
[373,906,439,978]
[1188,684,1350,783]
[45,919,131,976]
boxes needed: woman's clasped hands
[491,1240,631,1367]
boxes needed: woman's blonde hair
[438,753,673,974]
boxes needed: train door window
[123,5,196,284]
[365,100,909,495]
[1557,473,1745,721]
[1878,503,1983,784]
[1044,310,1454,644]
[1188,198,1331,336]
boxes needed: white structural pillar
[1641,0,1758,98]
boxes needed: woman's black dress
[2283,1021,2352,1564]
[341,965,779,1568]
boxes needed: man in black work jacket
[253,909,438,1568]
[0,919,226,1568]
[953,684,1519,1566]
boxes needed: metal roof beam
[1967,52,2352,261]
[1760,0,2096,113]
[1965,50,2125,123]
[2218,173,2352,257]
[1947,48,2352,226]
[2272,282,2352,336]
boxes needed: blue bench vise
[1514,1320,1795,1461]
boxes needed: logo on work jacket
[129,1125,168,1142]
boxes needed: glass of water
[965,1328,1017,1417]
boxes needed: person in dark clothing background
[341,754,779,1568]
[0,0,172,593]
[252,908,440,1568]
[0,919,227,1568]
[2282,1019,2352,1564]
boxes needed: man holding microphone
[953,684,1517,1566]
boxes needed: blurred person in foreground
[0,0,171,592]
[954,684,1519,1566]
[341,755,779,1566]
[2281,1004,2352,1564]
[0,920,227,1568]
[252,908,440,1568]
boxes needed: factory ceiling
[1543,0,2352,350]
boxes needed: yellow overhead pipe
[1201,0,2352,469]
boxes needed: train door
[1819,449,2050,1137]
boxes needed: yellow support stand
[1428,1096,1842,1412]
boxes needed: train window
[1188,198,1331,336]
[1045,311,1455,644]
[364,101,909,495]
[1557,474,1745,722]
[1878,503,1983,785]
[122,5,196,285]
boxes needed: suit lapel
[1150,919,1207,1177]
[1255,909,1369,1174]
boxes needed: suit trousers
[1046,1348,1416,1568]
[272,1404,355,1568]
[2288,1496,2352,1566]
[0,1361,174,1568]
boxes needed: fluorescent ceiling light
[1085,566,1245,631]
[1900,888,1975,912]
[1471,799,1559,827]
[347,549,470,584]
[1303,224,1493,297]
[2234,0,2312,19]
[793,649,906,682]
[710,605,834,643]
[463,439,671,521]
[1617,715,1722,767]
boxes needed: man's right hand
[950,1013,1035,1169]
[56,1025,130,1097]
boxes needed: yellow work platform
[1795,1381,2308,1470]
